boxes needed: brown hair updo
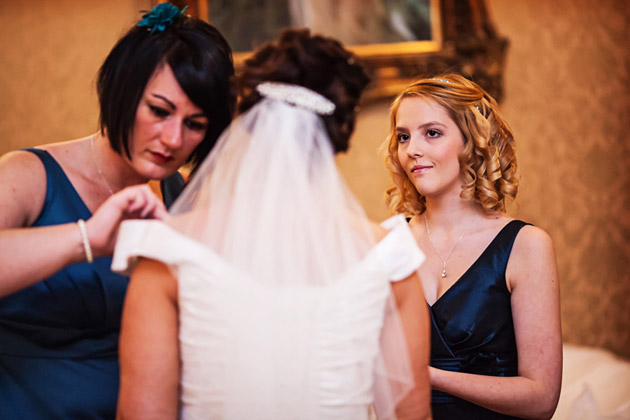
[236,28,370,153]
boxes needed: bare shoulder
[132,258,178,303]
[512,224,555,255]
[507,224,557,291]
[40,139,86,169]
[0,149,45,172]
[0,149,48,227]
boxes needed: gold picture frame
[162,0,508,102]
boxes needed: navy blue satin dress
[0,149,183,420]
[430,220,528,420]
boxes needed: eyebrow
[150,94,207,119]
[396,121,447,132]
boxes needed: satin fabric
[430,220,529,420]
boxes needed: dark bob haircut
[236,28,370,153]
[97,14,235,171]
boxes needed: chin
[411,181,432,196]
[138,163,178,181]
[413,185,443,198]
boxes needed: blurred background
[0,2,628,414]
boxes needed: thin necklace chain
[90,135,114,196]
[424,213,471,278]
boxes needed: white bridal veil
[169,97,373,287]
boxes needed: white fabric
[165,98,377,289]
[115,93,425,419]
[552,344,630,420]
[169,96,420,419]
[113,215,424,420]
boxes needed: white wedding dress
[113,214,423,420]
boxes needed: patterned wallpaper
[1,0,629,357]
[486,0,630,358]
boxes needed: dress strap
[22,148,92,222]
[492,220,531,272]
[23,148,62,210]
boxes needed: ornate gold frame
[164,0,507,101]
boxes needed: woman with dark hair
[113,29,432,420]
[384,74,562,419]
[0,3,234,419]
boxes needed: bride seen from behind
[114,28,432,420]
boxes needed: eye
[396,133,410,143]
[184,119,208,132]
[426,129,441,138]
[149,105,169,118]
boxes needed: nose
[406,137,423,158]
[161,119,183,149]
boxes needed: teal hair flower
[137,2,189,34]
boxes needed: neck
[422,193,483,230]
[91,133,148,192]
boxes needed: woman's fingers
[124,186,168,219]
[88,184,171,256]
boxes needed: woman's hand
[0,150,170,297]
[87,185,170,258]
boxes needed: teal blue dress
[430,220,529,420]
[0,149,184,419]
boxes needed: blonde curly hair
[384,74,518,216]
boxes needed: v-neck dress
[429,220,529,420]
[0,148,183,420]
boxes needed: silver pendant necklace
[424,213,471,278]
[90,135,114,196]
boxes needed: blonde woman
[384,74,562,419]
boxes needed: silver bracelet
[77,219,93,263]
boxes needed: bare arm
[0,151,168,297]
[430,226,562,419]
[391,271,432,420]
[117,258,180,420]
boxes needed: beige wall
[0,0,149,152]
[1,0,629,357]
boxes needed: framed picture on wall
[164,0,442,99]
[199,0,441,56]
